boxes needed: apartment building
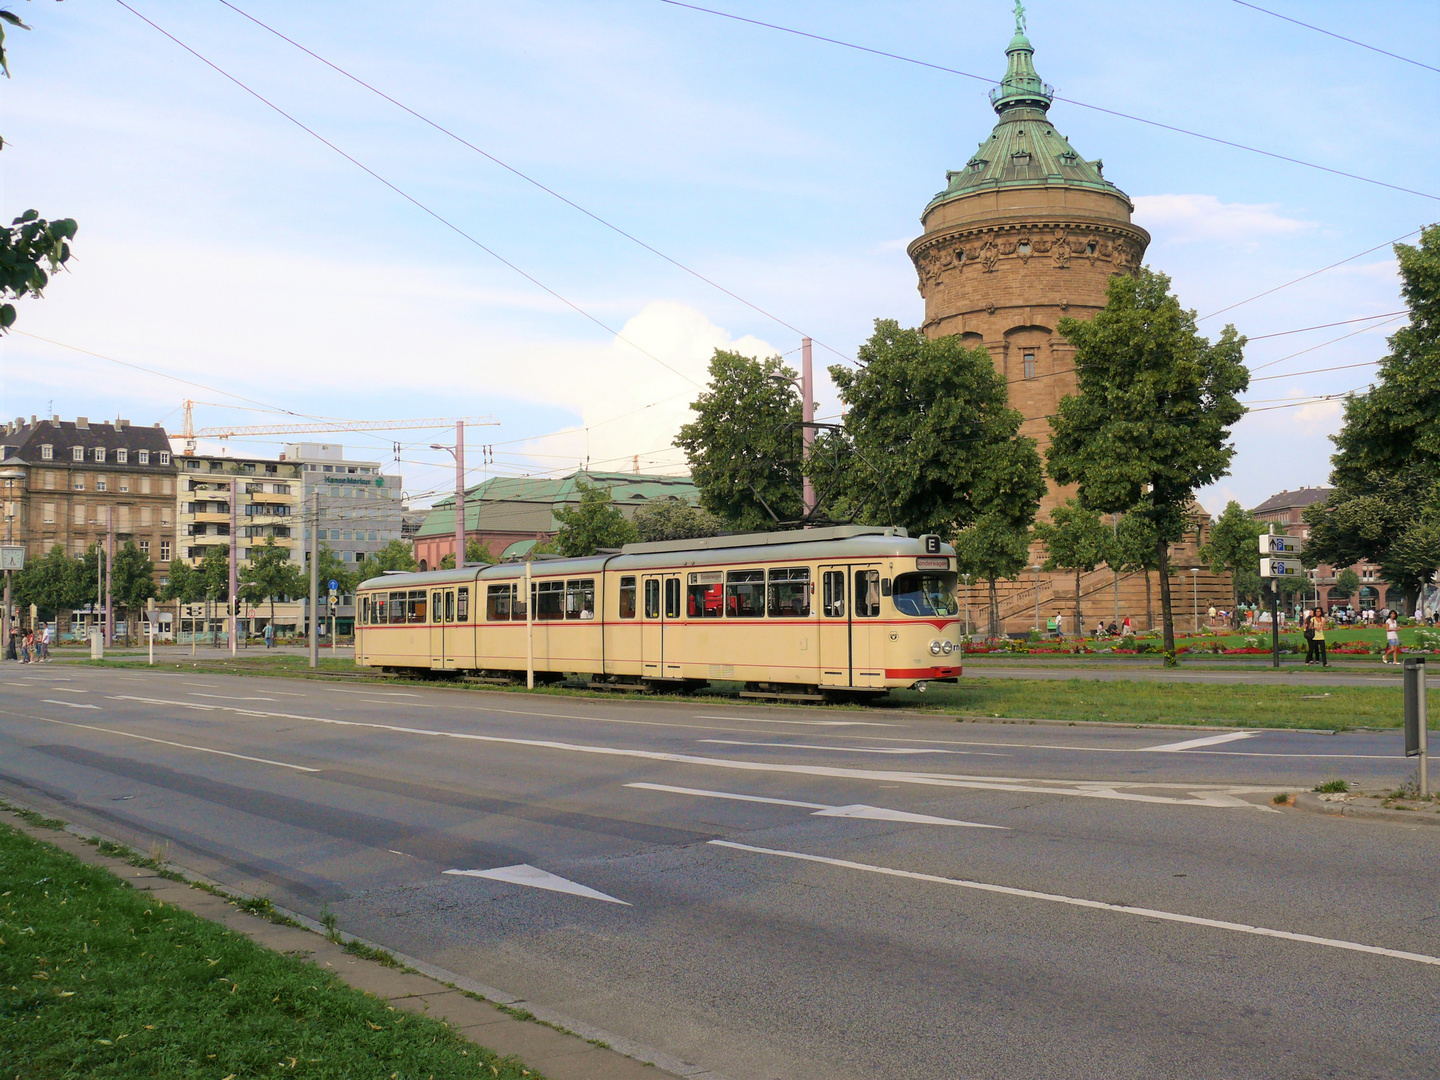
[280,443,403,566]
[176,452,303,567]
[0,415,178,580]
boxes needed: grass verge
[0,822,539,1079]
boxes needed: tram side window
[687,572,723,618]
[855,570,881,618]
[619,576,637,618]
[726,569,765,617]
[457,587,469,622]
[644,578,660,618]
[533,580,565,620]
[822,571,845,617]
[665,578,681,619]
[388,592,405,623]
[768,567,810,617]
[445,590,455,622]
[407,590,428,624]
[487,584,513,621]
[565,579,596,620]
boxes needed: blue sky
[1,0,1436,513]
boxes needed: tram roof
[356,526,954,593]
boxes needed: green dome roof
[923,17,1129,215]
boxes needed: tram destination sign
[1260,558,1304,578]
[1260,534,1303,555]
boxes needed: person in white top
[39,623,50,661]
[1383,613,1402,664]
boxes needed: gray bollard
[1403,657,1428,796]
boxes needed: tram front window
[892,572,959,617]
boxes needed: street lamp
[1,467,26,658]
[1191,567,1201,634]
[430,420,466,569]
[1031,564,1041,636]
[768,336,816,521]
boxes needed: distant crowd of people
[8,624,51,663]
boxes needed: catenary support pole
[454,420,466,571]
[308,490,319,669]
[105,515,114,648]
[801,337,815,521]
[229,478,238,657]
[525,558,534,689]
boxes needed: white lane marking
[444,864,630,905]
[49,687,90,694]
[625,781,1005,828]
[709,840,1440,968]
[358,699,434,708]
[102,696,1270,810]
[702,739,993,756]
[328,688,421,698]
[190,693,277,702]
[693,714,893,728]
[41,699,100,710]
[15,713,320,772]
[1144,731,1257,752]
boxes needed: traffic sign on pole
[328,579,339,593]
[1260,558,1303,578]
[1259,535,1303,555]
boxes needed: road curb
[1293,792,1440,828]
[2,804,731,1080]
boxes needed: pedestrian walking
[20,630,33,664]
[1312,608,1328,668]
[264,621,274,649]
[1303,609,1318,664]
[1383,612,1402,664]
[39,623,50,661]
[1053,611,1065,638]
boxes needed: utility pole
[801,337,815,520]
[308,491,319,669]
[105,514,114,648]
[229,478,238,657]
[454,420,466,570]
[1,468,23,659]
[525,558,534,689]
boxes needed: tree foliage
[1048,268,1248,658]
[438,538,495,570]
[675,350,804,530]
[198,545,230,602]
[111,540,155,614]
[828,320,1044,536]
[953,515,1032,638]
[1335,567,1361,600]
[1303,226,1440,615]
[307,542,357,593]
[355,539,417,583]
[552,481,639,557]
[239,538,305,625]
[1198,500,1263,610]
[632,499,725,542]
[1034,499,1113,629]
[13,544,85,620]
[1111,511,1161,629]
[161,558,205,605]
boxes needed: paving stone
[392,991,509,1030]
[336,966,446,1000]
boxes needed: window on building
[1023,351,1036,379]
[72,539,86,557]
[118,478,130,493]
[43,471,55,490]
[138,539,149,556]
[72,446,84,462]
[159,451,170,465]
[42,502,55,524]
[73,503,85,526]
[116,449,128,464]
[139,507,152,527]
[96,477,107,492]
[138,449,149,464]
[161,477,172,495]
[40,444,52,460]
[73,475,85,491]
[160,540,171,561]
[160,508,172,527]
[95,447,106,463]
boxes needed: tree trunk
[987,577,1000,639]
[1074,567,1083,631]
[1144,571,1153,630]
[1156,537,1176,659]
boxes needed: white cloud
[1291,396,1345,434]
[1133,194,1316,244]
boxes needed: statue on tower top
[1013,0,1027,33]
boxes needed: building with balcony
[175,452,303,567]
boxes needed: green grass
[894,677,1440,730]
[1313,779,1350,793]
[0,823,540,1079]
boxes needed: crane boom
[194,416,498,439]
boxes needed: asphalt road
[2,665,1436,1079]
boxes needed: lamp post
[430,421,467,569]
[1,467,26,659]
[1191,567,1201,634]
[1031,564,1041,636]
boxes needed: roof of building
[923,20,1131,215]
[0,417,175,470]
[415,470,700,538]
[1250,487,1333,515]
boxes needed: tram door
[819,565,885,688]
[429,588,446,669]
[818,566,851,687]
[641,574,682,678]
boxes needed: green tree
[828,320,1045,536]
[1198,501,1263,612]
[198,545,230,603]
[438,538,495,570]
[1,7,77,333]
[676,350,804,529]
[632,499,725,542]
[1335,567,1361,602]
[161,558,204,605]
[1303,226,1440,615]
[954,515,1032,638]
[552,481,639,557]
[355,539,417,583]
[1111,507,1162,630]
[239,537,305,628]
[111,540,156,641]
[1048,268,1248,661]
[1034,499,1113,632]
[13,544,84,622]
[307,542,357,593]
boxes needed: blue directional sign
[328,579,338,592]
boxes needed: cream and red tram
[354,526,962,696]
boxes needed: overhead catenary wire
[115,1,701,389]
[214,0,855,368]
[657,1,1440,204]
[1230,1,1440,76]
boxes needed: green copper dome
[923,15,1129,215]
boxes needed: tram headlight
[941,640,954,655]
[929,640,943,656]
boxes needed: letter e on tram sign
[921,534,942,555]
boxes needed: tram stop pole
[525,559,534,689]
[1404,657,1429,797]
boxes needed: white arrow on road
[41,699,100,710]
[444,864,631,905]
[626,782,1007,829]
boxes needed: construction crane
[177,400,496,455]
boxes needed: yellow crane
[177,400,496,455]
